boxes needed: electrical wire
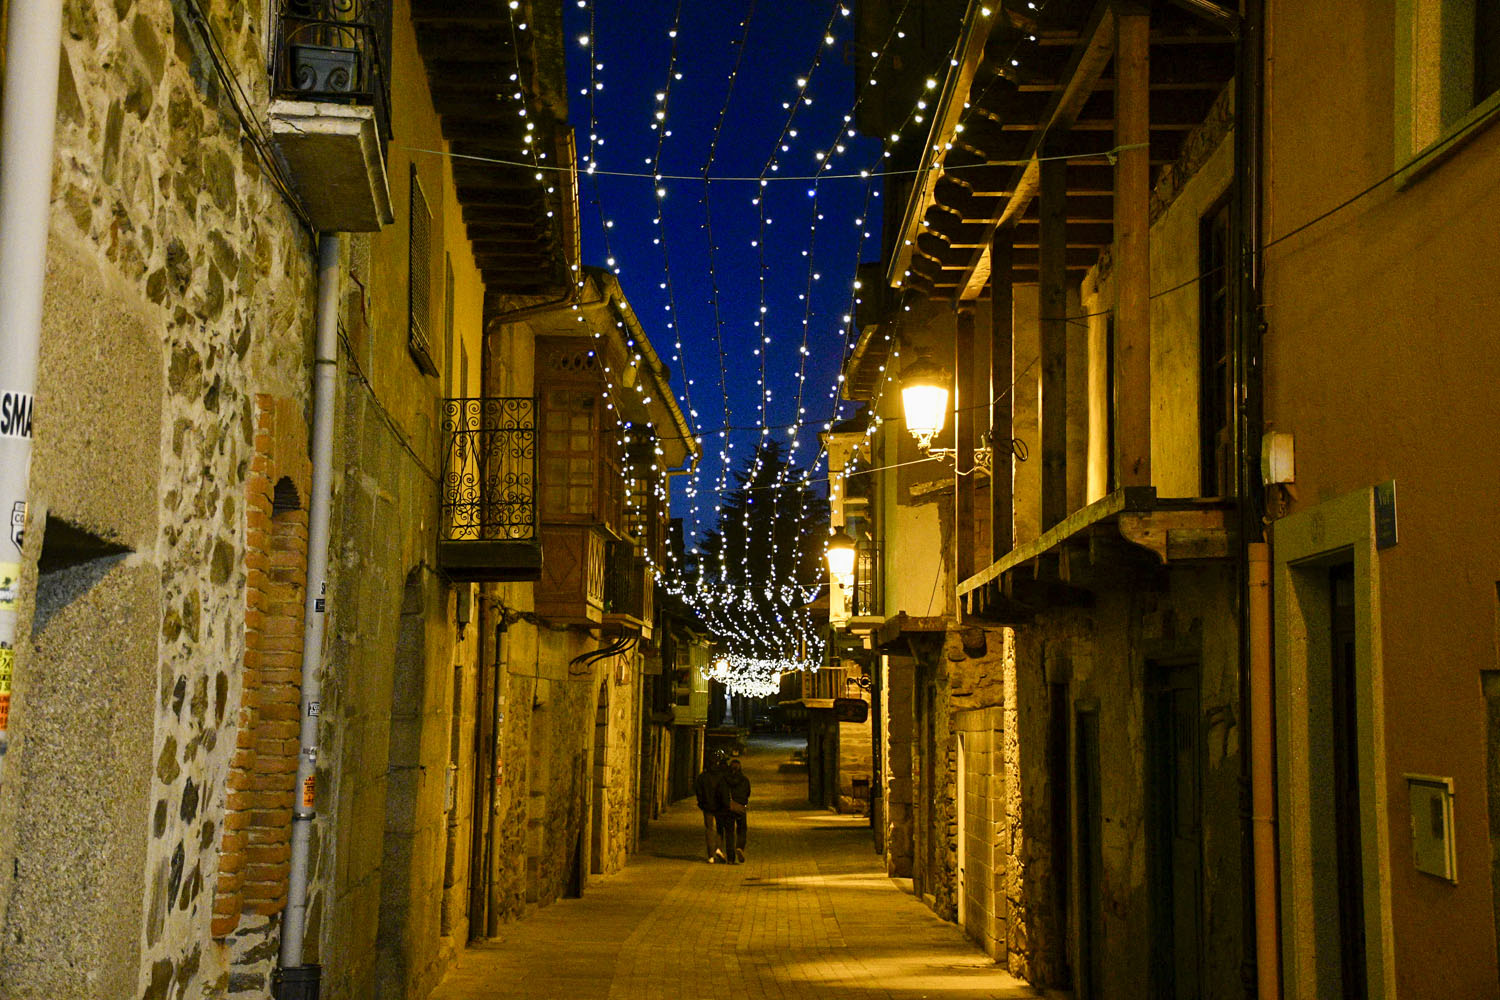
[179,0,315,234]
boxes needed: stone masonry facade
[0,3,317,999]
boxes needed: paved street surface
[430,735,1037,1000]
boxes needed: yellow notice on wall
[302,774,316,809]
[0,561,19,612]
[0,645,13,730]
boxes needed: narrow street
[430,737,1036,1000]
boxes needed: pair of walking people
[693,750,750,864]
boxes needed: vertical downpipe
[0,0,65,790]
[275,233,341,999]
[485,620,508,938]
[1248,542,1278,999]
[1235,0,1271,995]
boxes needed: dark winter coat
[724,770,750,808]
[693,766,728,813]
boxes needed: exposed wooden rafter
[411,1,578,303]
[882,0,1235,298]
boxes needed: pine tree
[692,441,828,660]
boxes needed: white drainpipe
[0,0,65,790]
[275,233,340,998]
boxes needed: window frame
[1197,196,1234,498]
[408,166,438,376]
[539,385,601,523]
[1393,0,1500,187]
[534,337,626,532]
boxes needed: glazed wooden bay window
[623,441,664,558]
[538,387,623,529]
[535,338,625,622]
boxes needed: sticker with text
[0,392,32,439]
[0,646,13,730]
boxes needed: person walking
[693,750,729,863]
[722,756,751,863]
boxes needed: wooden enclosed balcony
[535,523,608,625]
[957,487,1235,625]
[603,545,655,639]
[778,666,851,709]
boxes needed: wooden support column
[1039,153,1068,531]
[955,307,977,584]
[990,228,1014,562]
[1115,10,1151,486]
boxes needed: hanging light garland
[547,0,1054,661]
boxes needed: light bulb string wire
[398,141,1150,184]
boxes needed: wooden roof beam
[884,0,997,292]
[951,0,1118,301]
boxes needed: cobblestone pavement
[430,735,1038,1000]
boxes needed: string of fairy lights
[497,0,1059,696]
[470,0,1131,702]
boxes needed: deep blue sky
[562,0,884,539]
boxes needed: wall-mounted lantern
[825,527,857,583]
[900,356,991,474]
[899,356,950,451]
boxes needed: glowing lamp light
[900,356,950,450]
[826,528,857,582]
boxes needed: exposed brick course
[213,396,311,937]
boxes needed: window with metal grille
[443,253,456,395]
[408,167,437,376]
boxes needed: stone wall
[473,610,644,924]
[835,714,873,814]
[0,2,319,998]
[881,654,915,878]
[1000,626,1063,985]
[997,564,1243,995]
[303,348,463,1000]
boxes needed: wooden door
[1147,665,1203,1000]
[1075,708,1103,999]
[1329,563,1368,999]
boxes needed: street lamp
[900,356,991,474]
[899,356,949,451]
[825,527,857,583]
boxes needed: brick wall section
[214,396,311,938]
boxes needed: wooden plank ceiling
[411,1,573,302]
[900,0,1235,298]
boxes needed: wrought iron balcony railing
[272,0,392,138]
[441,397,537,543]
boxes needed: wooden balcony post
[1115,10,1151,486]
[990,228,1014,561]
[1039,151,1068,530]
[955,307,977,584]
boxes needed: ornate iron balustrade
[441,398,537,542]
[272,0,392,138]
